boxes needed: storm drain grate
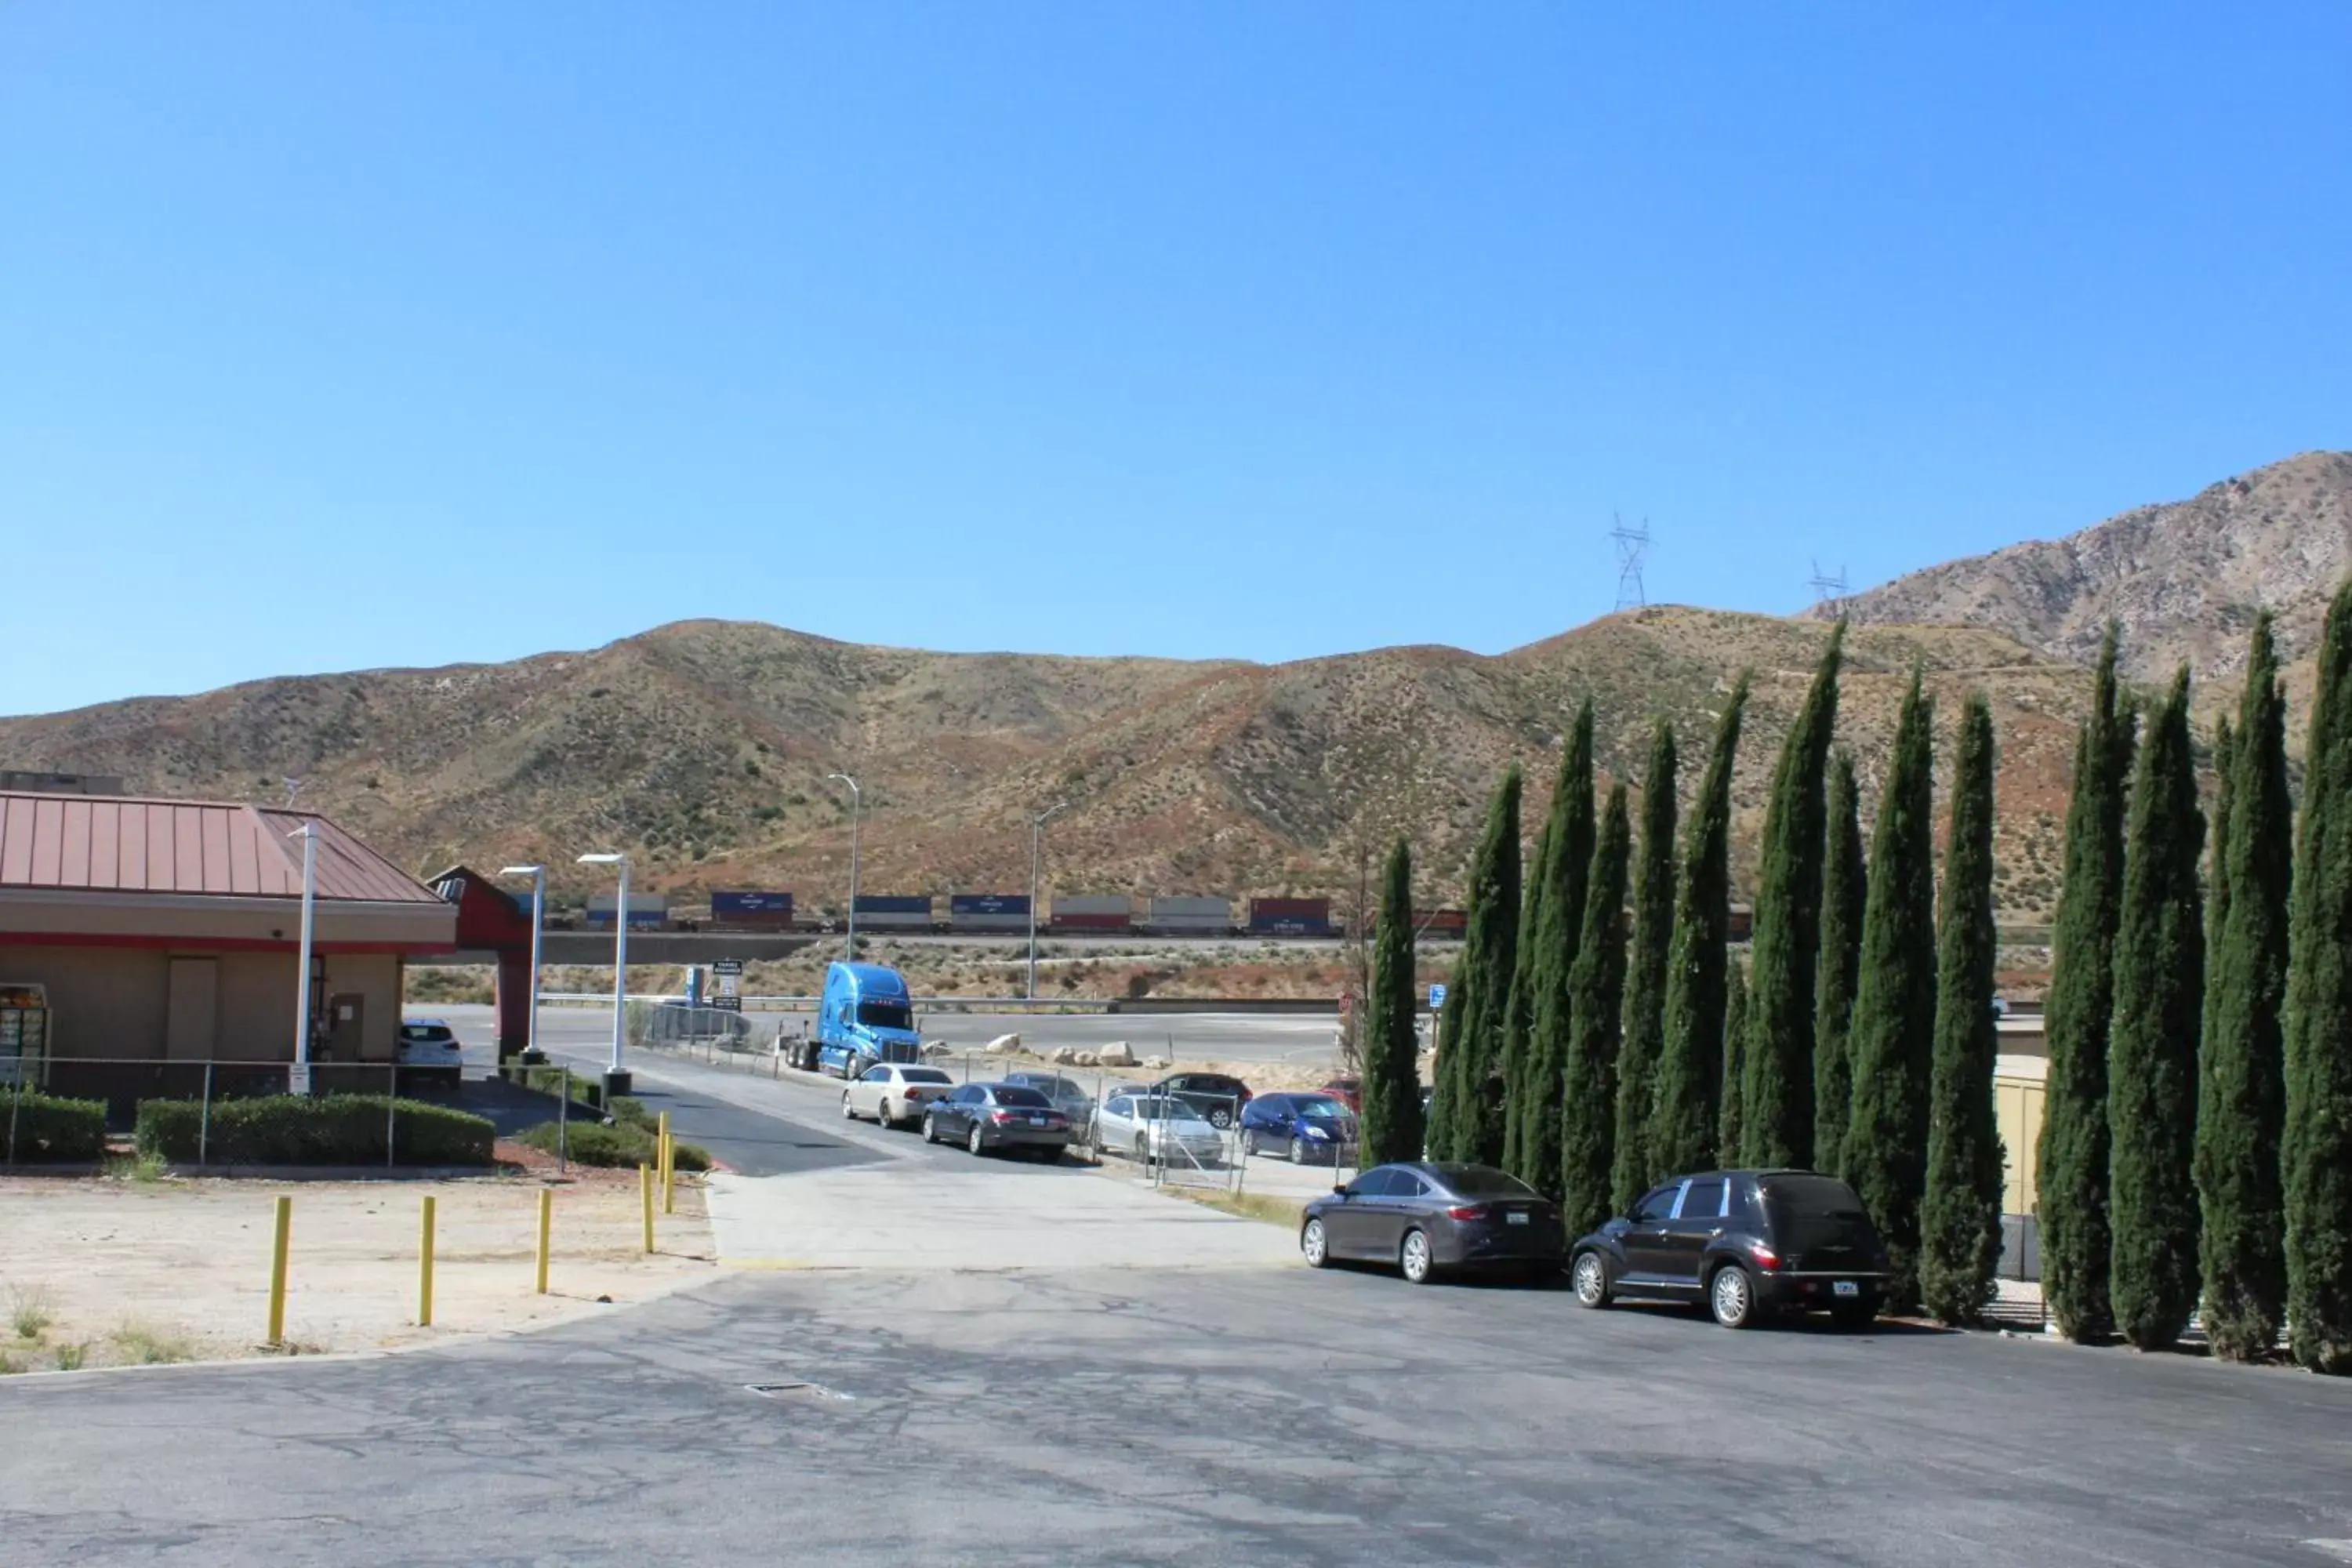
[745,1381,856,1403]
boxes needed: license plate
[1029,1115,1047,1127]
[1833,1280,1860,1297]
[1506,1211,1529,1225]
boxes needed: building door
[165,958,218,1060]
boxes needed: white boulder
[921,1040,954,1058]
[1072,1051,1101,1069]
[1095,1040,1138,1067]
[1050,1045,1079,1065]
[985,1033,1022,1055]
[1145,1055,1172,1071]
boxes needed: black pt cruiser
[1569,1169,1889,1329]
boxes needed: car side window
[1632,1184,1682,1223]
[1391,1173,1430,1198]
[1675,1178,1727,1221]
[862,1066,890,1083]
[1732,1180,1766,1226]
[954,1086,981,1104]
[1350,1169,1397,1198]
[1106,1096,1131,1116]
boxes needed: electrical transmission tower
[1808,561,1849,619]
[1610,514,1651,612]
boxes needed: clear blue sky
[5,4,2348,717]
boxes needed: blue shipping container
[949,893,1030,916]
[712,890,793,916]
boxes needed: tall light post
[288,822,318,1094]
[1027,800,1069,1001]
[828,772,862,959]
[578,852,631,1094]
[499,864,546,1065]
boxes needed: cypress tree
[1499,809,1553,1181]
[1920,695,2005,1324]
[1719,960,1749,1160]
[1359,837,1426,1167]
[2038,624,2135,1342]
[1813,749,1867,1176]
[1650,676,1750,1180]
[2198,618,2289,1362]
[1431,766,1522,1165]
[1510,702,1595,1186]
[1560,785,1632,1233]
[1613,720,1678,1214]
[1743,624,1846,1167]
[1844,670,1939,1311]
[2284,583,2352,1375]
[2108,667,2205,1352]
[2202,715,2237,1061]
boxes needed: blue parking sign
[1427,982,1447,1011]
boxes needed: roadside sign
[287,1063,312,1095]
[713,958,744,976]
[711,995,742,1013]
[1427,982,1446,1011]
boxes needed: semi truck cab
[814,961,923,1077]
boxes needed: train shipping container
[1248,896,1334,937]
[854,895,936,931]
[585,893,670,927]
[1412,908,1468,938]
[949,892,1032,932]
[1051,895,1134,932]
[710,890,795,927]
[1145,895,1235,934]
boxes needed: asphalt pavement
[7,1261,2351,1566]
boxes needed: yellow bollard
[417,1195,437,1327]
[659,1111,675,1214]
[639,1163,655,1254]
[267,1195,292,1345]
[535,1186,552,1295]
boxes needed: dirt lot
[0,1158,714,1374]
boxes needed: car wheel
[1710,1264,1759,1330]
[921,1114,938,1144]
[1241,1128,1258,1156]
[877,1098,893,1128]
[1400,1228,1435,1286]
[840,1091,856,1120]
[1207,1107,1233,1130]
[1301,1217,1330,1269]
[967,1123,985,1157]
[1572,1250,1613,1308]
[1290,1135,1308,1165]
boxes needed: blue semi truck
[805,961,924,1077]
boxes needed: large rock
[1050,1045,1079,1065]
[985,1033,1022,1055]
[1145,1055,1172,1071]
[921,1040,955,1058]
[1072,1051,1100,1069]
[1096,1041,1138,1067]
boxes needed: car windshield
[1437,1167,1541,1199]
[1293,1097,1348,1119]
[992,1087,1051,1108]
[898,1068,952,1084]
[856,1000,912,1031]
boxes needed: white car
[1094,1092,1225,1167]
[842,1062,956,1130]
[396,1018,464,1087]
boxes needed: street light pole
[829,772,862,959]
[1027,801,1069,1001]
[578,852,632,1094]
[288,822,318,1094]
[499,865,546,1064]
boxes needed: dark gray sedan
[920,1082,1076,1160]
[1301,1163,1566,1284]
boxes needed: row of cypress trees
[2035,596,2352,1372]
[1410,628,2009,1319]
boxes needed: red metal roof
[0,792,443,904]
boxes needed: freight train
[575,889,1472,940]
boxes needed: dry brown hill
[0,610,2096,924]
[1826,451,2352,701]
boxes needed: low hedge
[135,1094,495,1167]
[509,1065,605,1111]
[515,1119,711,1172]
[3,1091,108,1163]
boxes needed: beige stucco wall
[1,943,405,1071]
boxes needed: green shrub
[510,1065,603,1111]
[2,1091,107,1163]
[133,1094,493,1167]
[515,1120,710,1171]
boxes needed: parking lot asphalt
[7,1261,2351,1566]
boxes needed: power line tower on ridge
[1610,514,1651,612]
[1808,560,1849,619]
